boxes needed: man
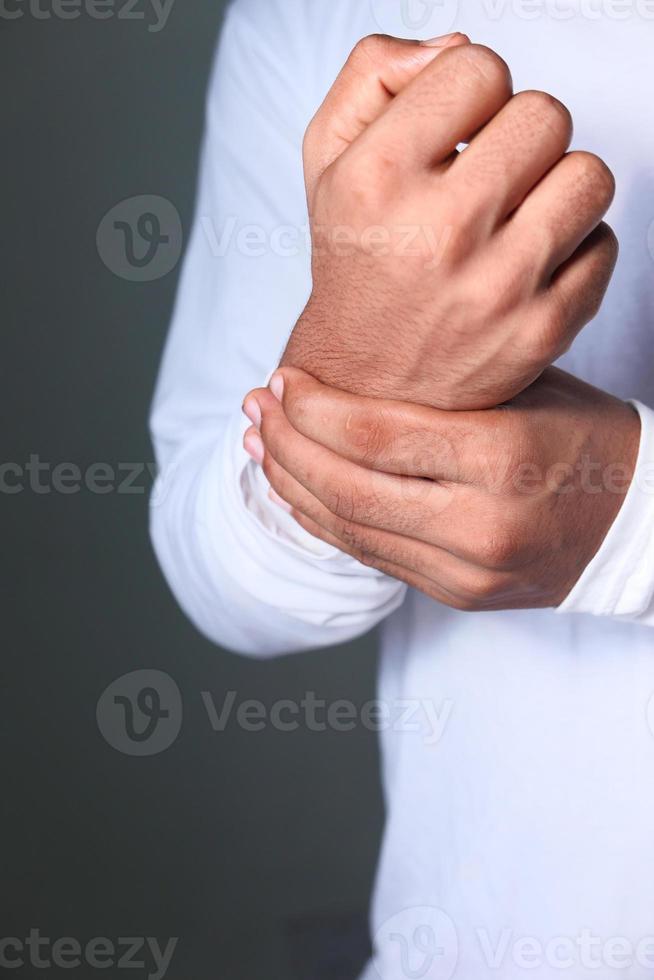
[150,0,654,976]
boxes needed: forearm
[148,0,409,652]
[151,406,406,657]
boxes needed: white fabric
[150,1,654,975]
[559,400,654,621]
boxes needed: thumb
[303,31,469,200]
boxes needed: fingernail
[242,396,261,429]
[269,373,284,402]
[268,487,293,514]
[421,32,464,47]
[244,430,264,465]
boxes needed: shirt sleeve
[149,0,406,658]
[557,400,654,625]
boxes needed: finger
[304,32,469,199]
[264,368,492,483]
[544,222,619,345]
[294,508,533,610]
[504,151,616,278]
[260,442,516,612]
[249,389,460,544]
[449,90,573,228]
[263,435,455,575]
[250,391,525,568]
[352,43,513,172]
[292,509,482,611]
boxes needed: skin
[243,368,640,611]
[281,34,619,410]
[240,34,640,610]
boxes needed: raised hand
[281,35,618,410]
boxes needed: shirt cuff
[557,400,654,622]
[198,404,407,632]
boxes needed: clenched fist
[281,34,618,410]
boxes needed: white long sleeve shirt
[150,1,654,975]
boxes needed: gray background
[2,3,381,977]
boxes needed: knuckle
[455,44,512,97]
[324,474,359,522]
[595,222,619,275]
[584,292,604,324]
[283,383,314,428]
[346,413,392,464]
[350,33,392,69]
[514,90,573,143]
[580,232,619,319]
[449,596,479,612]
[598,221,619,259]
[566,151,616,209]
[354,482,383,523]
[338,520,373,560]
[354,33,386,57]
[454,567,503,607]
[552,222,618,332]
[476,524,521,570]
